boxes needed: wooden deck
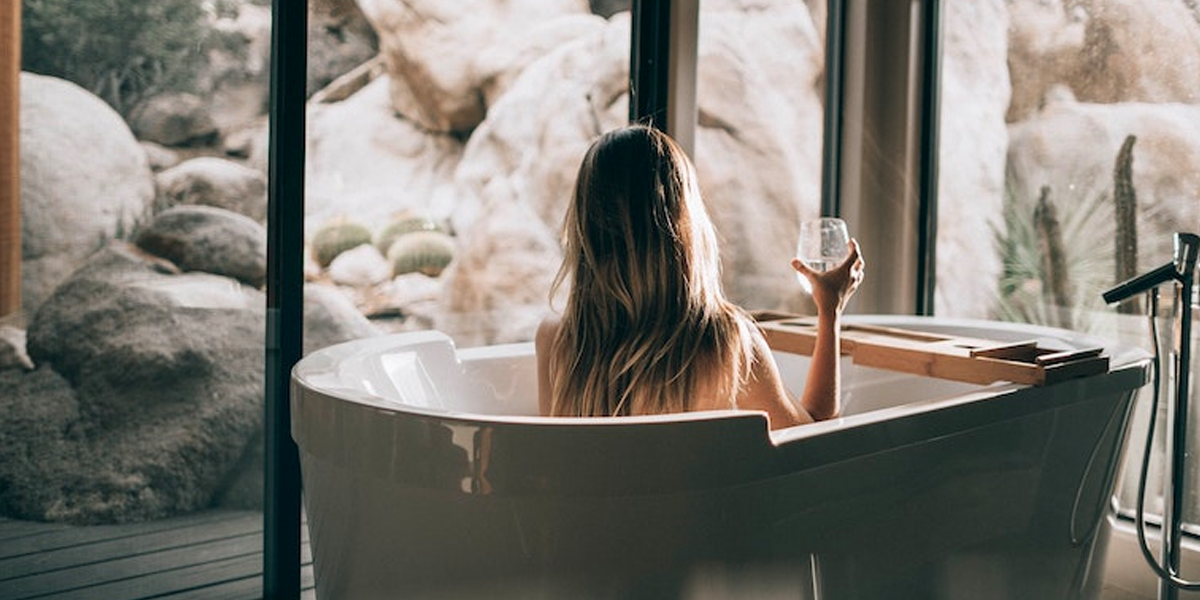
[0,510,315,600]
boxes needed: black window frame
[261,1,944,596]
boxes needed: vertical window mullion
[264,0,307,597]
[630,0,672,129]
[823,0,941,316]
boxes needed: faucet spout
[1174,232,1199,276]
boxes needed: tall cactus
[1113,134,1139,314]
[1034,185,1073,330]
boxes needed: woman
[536,125,864,429]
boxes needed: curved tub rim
[291,315,1152,452]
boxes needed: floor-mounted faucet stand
[1104,232,1199,600]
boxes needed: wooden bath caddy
[754,313,1110,386]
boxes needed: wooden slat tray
[755,314,1110,386]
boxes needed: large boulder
[1005,0,1086,122]
[1,236,382,523]
[354,0,589,134]
[19,72,156,313]
[306,0,379,96]
[1067,0,1200,106]
[438,14,628,345]
[439,201,563,347]
[155,156,268,222]
[203,1,272,115]
[692,1,827,312]
[129,92,220,147]
[134,205,268,288]
[447,14,626,235]
[303,283,385,353]
[441,3,828,345]
[475,13,610,110]
[935,0,1011,318]
[13,244,262,523]
[213,282,384,510]
[305,75,463,232]
[25,246,258,424]
[1006,0,1200,122]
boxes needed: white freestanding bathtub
[291,316,1151,600]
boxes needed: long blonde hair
[547,125,754,417]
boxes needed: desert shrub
[992,136,1160,333]
[993,182,1115,332]
[21,0,239,118]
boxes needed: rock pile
[0,212,378,523]
[8,0,1200,522]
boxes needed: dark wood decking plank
[0,512,263,580]
[0,519,71,542]
[1,510,314,600]
[151,576,262,600]
[0,532,263,599]
[151,561,315,600]
[25,552,265,600]
[2,533,311,600]
[0,510,247,560]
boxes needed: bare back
[535,315,813,429]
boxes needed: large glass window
[303,0,829,347]
[694,0,827,315]
[7,0,280,593]
[306,2,631,347]
[13,0,274,521]
[938,0,1200,531]
[6,1,832,593]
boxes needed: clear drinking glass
[796,217,850,294]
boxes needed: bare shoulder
[732,312,774,363]
[735,316,810,428]
[535,315,561,350]
[535,315,562,417]
[742,316,772,352]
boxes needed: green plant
[374,213,443,255]
[994,181,1115,333]
[311,218,373,268]
[993,134,1165,333]
[387,231,456,277]
[21,0,238,118]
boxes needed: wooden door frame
[1,1,19,317]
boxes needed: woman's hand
[792,239,865,314]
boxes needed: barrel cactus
[387,230,456,277]
[311,218,373,267]
[375,213,443,255]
